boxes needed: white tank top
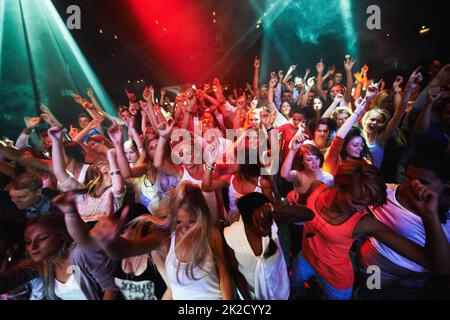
[181,168,219,222]
[228,175,262,222]
[165,232,223,300]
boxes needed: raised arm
[315,59,327,100]
[48,126,71,183]
[282,65,297,85]
[154,122,182,178]
[322,94,344,118]
[39,104,63,127]
[414,89,442,136]
[343,57,356,103]
[252,57,261,97]
[73,118,102,144]
[106,149,125,196]
[280,133,305,182]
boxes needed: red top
[303,184,367,289]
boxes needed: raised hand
[52,191,79,216]
[344,57,356,72]
[316,59,325,74]
[107,121,123,145]
[406,66,423,92]
[72,93,83,105]
[69,125,79,139]
[269,77,278,88]
[288,65,297,73]
[142,87,152,102]
[27,116,41,129]
[87,88,94,98]
[362,64,369,74]
[204,141,220,167]
[88,118,102,129]
[254,56,261,69]
[157,121,174,138]
[125,89,137,103]
[47,125,64,141]
[90,193,129,250]
[81,99,94,110]
[124,115,135,129]
[354,72,364,83]
[409,180,439,217]
[306,77,315,89]
[328,64,336,76]
[334,93,344,104]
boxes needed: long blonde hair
[168,182,214,281]
[26,213,74,300]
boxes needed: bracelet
[393,90,401,95]
[186,110,195,115]
[109,169,121,176]
[205,163,215,171]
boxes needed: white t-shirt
[369,184,450,273]
[54,274,87,300]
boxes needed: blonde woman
[58,182,233,300]
[48,126,126,222]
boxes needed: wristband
[109,169,121,176]
[393,90,401,95]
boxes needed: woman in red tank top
[291,160,449,299]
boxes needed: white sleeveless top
[165,232,223,300]
[223,217,290,300]
[227,175,262,222]
[54,274,87,300]
[181,168,219,222]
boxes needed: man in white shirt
[357,155,450,299]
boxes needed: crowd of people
[0,55,449,300]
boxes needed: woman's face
[178,144,195,168]
[146,139,158,161]
[364,112,385,133]
[248,112,260,129]
[302,153,321,173]
[124,145,138,164]
[330,85,343,99]
[24,225,62,262]
[246,130,259,150]
[175,208,196,237]
[336,112,349,127]
[313,98,323,110]
[345,136,364,159]
[87,140,108,155]
[281,102,291,117]
[99,164,112,185]
[314,124,330,147]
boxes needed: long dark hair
[341,127,373,162]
